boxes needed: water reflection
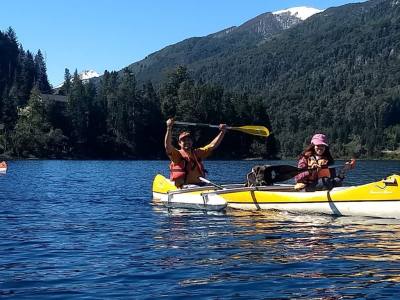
[152,204,400,296]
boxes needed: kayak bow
[152,174,233,211]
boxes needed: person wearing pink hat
[294,133,337,191]
[165,118,227,188]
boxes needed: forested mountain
[125,0,400,158]
[125,8,317,86]
[192,0,400,157]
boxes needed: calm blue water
[1,160,400,299]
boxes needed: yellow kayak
[152,174,241,211]
[152,174,400,218]
[152,174,290,211]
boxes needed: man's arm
[206,124,227,150]
[164,118,174,155]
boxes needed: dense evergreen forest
[0,28,272,159]
[189,0,400,158]
[126,0,400,159]
[1,0,400,159]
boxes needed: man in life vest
[165,118,227,188]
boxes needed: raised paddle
[174,121,270,138]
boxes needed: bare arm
[164,118,174,154]
[207,124,227,150]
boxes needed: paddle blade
[230,125,270,138]
[152,174,177,193]
[267,165,304,183]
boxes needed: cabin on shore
[40,94,68,103]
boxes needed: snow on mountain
[79,70,100,81]
[273,6,322,21]
[53,70,100,90]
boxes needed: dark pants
[305,177,343,192]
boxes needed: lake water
[1,160,400,299]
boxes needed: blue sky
[0,0,362,86]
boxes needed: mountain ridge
[91,0,400,157]
[124,0,400,157]
[120,6,322,85]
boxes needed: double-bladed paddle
[199,177,224,189]
[174,121,270,138]
[261,159,356,184]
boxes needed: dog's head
[246,165,273,186]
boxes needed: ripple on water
[1,160,400,298]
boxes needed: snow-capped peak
[53,69,100,89]
[79,70,99,80]
[273,6,322,20]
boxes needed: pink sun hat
[311,133,329,146]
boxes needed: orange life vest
[305,156,331,182]
[169,149,205,183]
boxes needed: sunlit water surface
[1,160,400,299]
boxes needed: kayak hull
[152,174,232,211]
[152,174,400,218]
[209,175,400,218]
[209,194,400,218]
[155,192,228,211]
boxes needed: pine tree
[68,69,88,148]
[104,71,119,136]
[91,70,115,157]
[85,80,98,148]
[18,50,35,106]
[60,68,72,95]
[0,27,19,106]
[34,50,51,93]
[1,84,18,129]
[12,87,66,157]
[114,68,137,154]
[136,81,163,157]
[160,66,191,118]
